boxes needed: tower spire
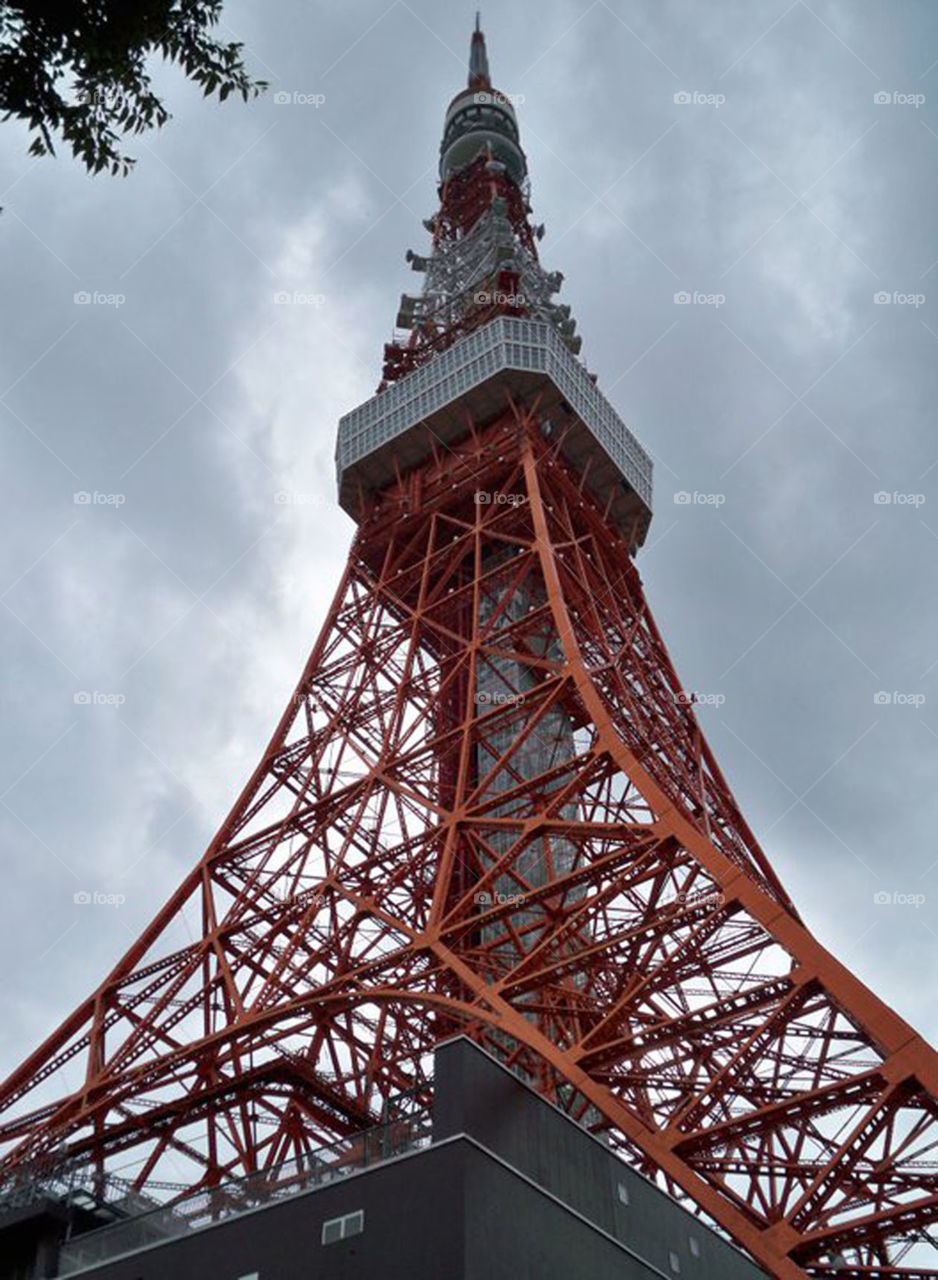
[381,16,576,388]
[469,12,490,89]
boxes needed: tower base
[0,1038,765,1280]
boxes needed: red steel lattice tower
[2,21,938,1279]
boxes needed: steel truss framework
[2,403,938,1280]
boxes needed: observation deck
[336,317,653,552]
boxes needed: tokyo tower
[2,18,937,1280]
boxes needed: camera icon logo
[674,91,692,105]
[73,491,91,504]
[74,291,91,304]
[873,691,892,705]
[274,91,291,105]
[674,291,691,304]
[873,91,892,105]
[474,890,491,905]
[74,691,91,705]
[873,291,891,305]
[674,491,691,505]
[74,890,91,904]
[873,890,891,904]
[873,491,891,505]
[274,290,291,304]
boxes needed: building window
[321,1209,365,1245]
[616,1181,630,1206]
[688,1236,701,1258]
[669,1251,681,1274]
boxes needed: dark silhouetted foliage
[0,1,266,175]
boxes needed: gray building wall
[435,1036,768,1280]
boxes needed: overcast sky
[1,0,937,1089]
